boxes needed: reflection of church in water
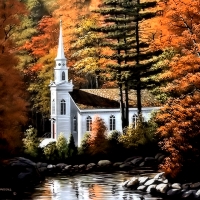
[49,21,160,147]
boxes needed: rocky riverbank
[0,153,164,198]
[123,172,200,199]
[36,153,165,176]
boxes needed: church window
[62,71,65,80]
[132,114,138,129]
[86,116,92,131]
[52,99,55,114]
[61,99,66,115]
[73,116,77,132]
[110,115,115,131]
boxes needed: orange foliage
[88,116,108,156]
[23,16,58,61]
[0,0,28,156]
[154,0,200,178]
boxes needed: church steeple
[54,20,68,83]
[55,20,66,60]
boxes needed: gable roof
[70,89,160,110]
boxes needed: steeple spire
[55,20,66,60]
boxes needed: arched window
[62,71,65,80]
[52,99,55,114]
[73,116,77,132]
[86,116,92,131]
[132,114,138,129]
[110,115,115,131]
[61,99,66,115]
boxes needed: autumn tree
[88,116,108,157]
[24,16,58,120]
[93,0,161,128]
[0,0,28,156]
[154,0,200,179]
[70,17,105,89]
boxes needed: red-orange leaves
[88,116,108,156]
[23,16,58,61]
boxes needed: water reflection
[30,173,165,200]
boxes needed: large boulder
[156,183,168,194]
[98,160,112,167]
[130,157,143,166]
[0,157,41,197]
[119,162,133,170]
[126,177,139,188]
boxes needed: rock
[182,183,191,189]
[155,153,163,160]
[79,164,86,170]
[73,165,79,172]
[154,172,166,180]
[126,177,139,188]
[122,180,129,187]
[113,162,123,169]
[64,165,72,171]
[56,164,67,172]
[41,163,48,167]
[137,185,147,191]
[163,179,168,184]
[167,189,181,196]
[156,183,168,194]
[138,176,149,185]
[145,157,156,162]
[190,182,200,189]
[171,183,182,189]
[182,190,196,198]
[124,156,140,163]
[144,178,157,186]
[139,162,145,167]
[98,160,111,167]
[194,189,200,198]
[56,163,66,169]
[130,157,143,166]
[47,164,54,169]
[0,157,41,196]
[157,155,165,163]
[146,184,157,193]
[38,167,47,174]
[119,162,133,170]
[36,162,42,168]
[86,163,96,172]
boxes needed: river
[26,172,172,200]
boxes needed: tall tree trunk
[136,0,142,116]
[125,83,129,126]
[137,81,142,115]
[119,84,125,129]
[95,75,99,89]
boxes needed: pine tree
[67,134,77,158]
[93,0,161,128]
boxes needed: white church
[49,21,160,147]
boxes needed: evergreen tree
[93,0,161,128]
[67,134,77,158]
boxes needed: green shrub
[22,126,40,158]
[119,116,158,155]
[43,141,58,162]
[78,132,91,156]
[56,133,68,160]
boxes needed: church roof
[70,89,161,110]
